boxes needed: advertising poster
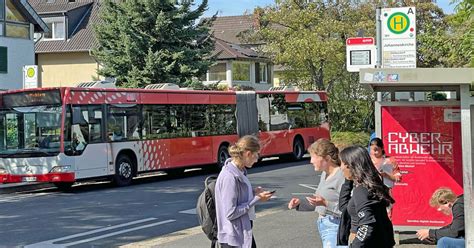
[381,105,463,227]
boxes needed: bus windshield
[0,105,62,157]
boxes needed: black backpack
[196,175,218,247]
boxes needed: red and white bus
[0,86,329,188]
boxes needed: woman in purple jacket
[215,135,274,248]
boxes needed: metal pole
[376,6,382,101]
[460,84,474,247]
[376,6,382,69]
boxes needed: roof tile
[33,0,98,53]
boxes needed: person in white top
[369,137,402,219]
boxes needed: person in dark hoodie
[416,187,465,248]
[337,145,395,248]
[215,135,273,248]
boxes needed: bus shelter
[359,68,474,245]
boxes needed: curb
[0,182,54,194]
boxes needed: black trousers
[219,221,256,248]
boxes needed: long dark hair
[369,137,386,156]
[340,145,395,206]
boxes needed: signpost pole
[375,7,382,103]
[376,6,382,69]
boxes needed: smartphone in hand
[269,190,276,194]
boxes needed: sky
[199,0,456,17]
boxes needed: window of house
[1,0,30,39]
[0,46,7,73]
[6,23,29,39]
[6,0,26,22]
[43,17,65,40]
[256,63,267,84]
[208,63,226,81]
[232,62,250,82]
[0,0,4,20]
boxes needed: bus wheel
[291,138,305,160]
[217,145,230,169]
[54,182,73,191]
[114,154,134,186]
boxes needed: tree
[93,0,215,88]
[445,0,473,67]
[244,1,376,132]
[245,1,375,91]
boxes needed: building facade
[0,0,47,90]
[29,0,100,87]
[30,2,274,90]
[206,15,274,90]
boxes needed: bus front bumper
[0,172,75,183]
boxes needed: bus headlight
[50,166,72,173]
[0,167,7,174]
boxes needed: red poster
[381,106,463,227]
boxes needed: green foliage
[182,81,220,90]
[247,0,471,132]
[244,1,376,132]
[93,0,215,88]
[328,73,375,132]
[426,92,447,101]
[245,1,375,90]
[331,131,370,149]
[446,0,473,67]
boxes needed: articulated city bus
[0,86,329,188]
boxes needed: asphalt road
[0,158,435,247]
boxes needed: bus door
[256,94,291,156]
[66,105,110,179]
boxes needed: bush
[331,131,370,150]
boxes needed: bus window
[287,103,305,129]
[257,95,270,132]
[303,102,328,127]
[65,105,103,155]
[143,105,171,139]
[170,105,188,138]
[188,105,209,137]
[269,94,289,131]
[208,104,236,135]
[0,115,5,149]
[5,113,19,149]
[107,104,139,142]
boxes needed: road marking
[120,208,284,247]
[63,220,176,247]
[298,184,318,191]
[0,192,52,203]
[179,208,196,214]
[24,218,175,248]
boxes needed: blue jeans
[316,215,348,248]
[437,237,465,248]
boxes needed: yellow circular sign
[387,12,409,34]
[27,67,36,78]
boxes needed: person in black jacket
[416,187,465,248]
[336,145,395,248]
